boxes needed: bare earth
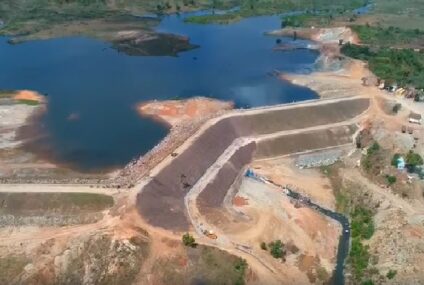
[137,97,234,127]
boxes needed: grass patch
[16,99,40,106]
[386,269,397,279]
[341,43,424,89]
[0,192,114,216]
[0,90,17,98]
[0,255,28,284]
[155,245,248,285]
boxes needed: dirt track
[137,96,369,231]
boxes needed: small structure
[415,90,424,102]
[405,87,417,99]
[396,157,406,170]
[361,76,378,86]
[409,112,422,124]
[401,125,407,133]
[395,88,407,97]
[389,84,398,92]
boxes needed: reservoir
[0,13,318,171]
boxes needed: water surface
[0,13,318,171]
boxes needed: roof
[409,112,422,120]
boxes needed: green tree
[406,151,423,167]
[268,240,285,259]
[182,233,196,247]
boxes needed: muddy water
[0,13,318,171]
[285,189,350,285]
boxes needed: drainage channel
[245,169,350,285]
[284,187,350,285]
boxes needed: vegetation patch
[349,206,375,282]
[351,25,424,47]
[0,90,18,98]
[0,255,29,285]
[154,245,248,285]
[182,233,197,248]
[0,192,113,216]
[341,43,424,89]
[386,269,397,279]
[16,99,40,106]
[185,0,367,24]
[57,233,149,285]
[351,207,375,240]
[268,239,286,259]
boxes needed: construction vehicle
[203,229,217,240]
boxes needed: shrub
[367,142,380,156]
[350,238,371,279]
[391,153,401,166]
[234,258,248,285]
[182,233,196,248]
[406,151,423,167]
[268,240,285,259]
[386,175,397,185]
[351,207,375,240]
[260,242,267,250]
[392,103,401,114]
[386,269,397,279]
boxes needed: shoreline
[0,26,365,187]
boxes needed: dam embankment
[137,97,369,231]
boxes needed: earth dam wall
[137,97,369,231]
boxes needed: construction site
[1,19,424,285]
[137,96,369,231]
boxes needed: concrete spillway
[137,97,369,231]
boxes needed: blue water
[0,13,318,171]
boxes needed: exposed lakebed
[0,12,318,171]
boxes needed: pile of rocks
[112,110,229,188]
[296,149,343,169]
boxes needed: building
[409,112,422,124]
[397,157,406,170]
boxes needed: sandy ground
[0,90,45,149]
[251,157,336,210]
[137,97,233,127]
[225,178,340,284]
[12,90,45,103]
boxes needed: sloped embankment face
[195,125,357,224]
[137,98,369,231]
[255,124,358,159]
[197,142,256,215]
